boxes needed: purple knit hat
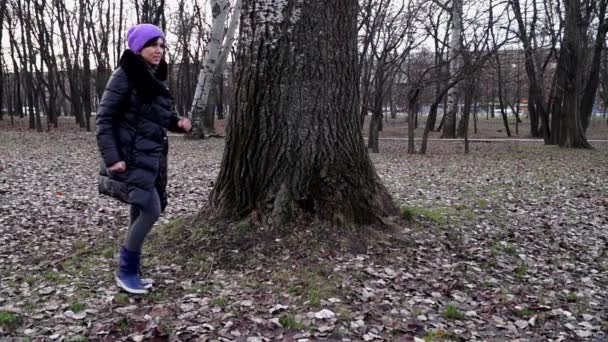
[127,24,165,53]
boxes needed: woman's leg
[124,190,161,252]
[129,205,140,229]
[117,190,161,294]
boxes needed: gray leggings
[125,189,161,252]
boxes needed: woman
[96,24,191,294]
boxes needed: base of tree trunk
[148,211,404,268]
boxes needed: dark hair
[142,37,166,50]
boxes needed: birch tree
[209,0,396,227]
[189,0,230,139]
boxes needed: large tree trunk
[209,0,396,226]
[554,0,592,148]
[441,0,463,139]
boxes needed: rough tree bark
[553,0,605,148]
[209,0,397,226]
[0,0,6,121]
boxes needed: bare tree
[134,0,165,28]
[551,0,608,148]
[510,0,561,140]
[366,0,423,153]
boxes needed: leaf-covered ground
[0,131,607,341]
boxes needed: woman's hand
[108,161,127,173]
[178,118,192,132]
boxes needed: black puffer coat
[96,50,186,211]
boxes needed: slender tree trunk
[510,0,546,139]
[389,83,397,119]
[368,58,386,153]
[441,0,463,139]
[190,0,230,139]
[209,0,396,226]
[580,0,608,132]
[407,89,419,154]
[420,94,445,154]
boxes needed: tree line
[1,0,607,150]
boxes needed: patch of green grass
[307,286,321,306]
[490,242,517,256]
[42,271,60,281]
[42,271,67,284]
[148,289,169,303]
[101,246,115,258]
[114,293,130,305]
[400,205,477,226]
[67,336,88,342]
[149,218,189,249]
[514,263,528,278]
[401,206,445,224]
[73,240,88,250]
[475,198,490,208]
[490,243,501,256]
[424,329,460,341]
[567,292,579,303]
[211,297,228,308]
[190,224,211,242]
[24,275,36,286]
[503,245,517,255]
[69,302,86,313]
[298,269,336,307]
[514,307,536,318]
[117,318,129,333]
[480,262,495,271]
[279,315,305,330]
[234,221,252,234]
[443,305,465,320]
[158,319,173,336]
[0,311,22,329]
[243,280,262,289]
[190,283,212,294]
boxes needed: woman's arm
[96,68,130,167]
[138,102,192,133]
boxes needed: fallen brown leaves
[0,131,607,341]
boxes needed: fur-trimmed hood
[118,49,170,99]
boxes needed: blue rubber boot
[115,246,148,294]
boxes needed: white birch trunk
[190,0,230,138]
[216,0,241,75]
[206,0,242,123]
[441,0,463,138]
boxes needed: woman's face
[140,38,165,65]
